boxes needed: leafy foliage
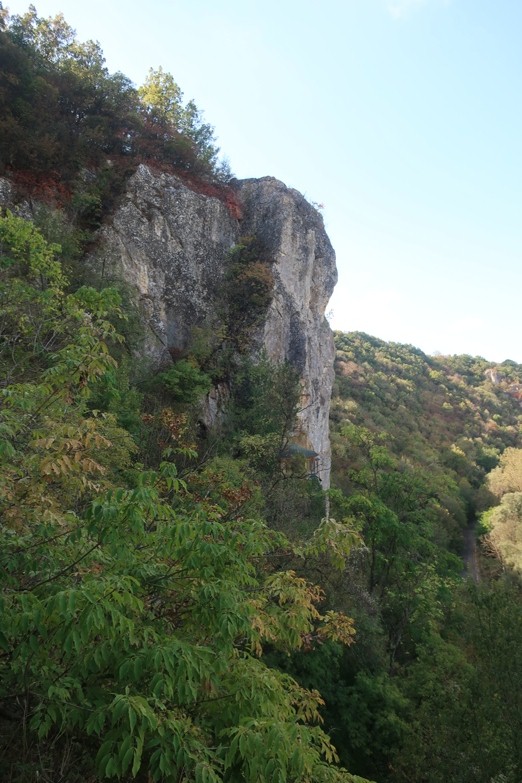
[223,238,275,352]
[481,491,522,571]
[393,582,522,783]
[0,4,230,210]
[333,332,522,526]
[138,67,219,171]
[4,10,522,777]
[158,359,212,405]
[0,214,365,783]
[486,446,522,497]
[325,331,522,782]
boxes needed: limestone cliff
[235,177,337,485]
[1,165,338,485]
[92,166,238,360]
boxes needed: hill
[318,331,522,781]
[332,331,522,524]
[2,6,522,783]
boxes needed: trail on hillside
[463,522,481,583]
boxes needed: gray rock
[234,177,337,487]
[0,178,14,206]
[0,178,32,219]
[1,165,338,487]
[92,165,238,362]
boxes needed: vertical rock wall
[93,165,238,362]
[2,165,338,486]
[234,177,337,486]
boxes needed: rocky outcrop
[92,165,238,361]
[0,177,32,220]
[91,166,337,486]
[234,177,337,485]
[1,165,338,486]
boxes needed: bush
[224,237,274,350]
[158,359,211,404]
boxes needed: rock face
[94,166,337,485]
[234,177,337,486]
[2,165,338,486]
[93,165,238,361]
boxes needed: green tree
[158,359,212,405]
[1,6,228,184]
[230,355,301,478]
[481,492,522,570]
[138,66,183,125]
[138,67,219,171]
[223,238,274,352]
[333,424,460,666]
[393,582,522,783]
[6,5,76,64]
[487,447,522,498]
[0,213,368,783]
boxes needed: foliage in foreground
[0,213,367,782]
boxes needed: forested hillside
[0,8,363,783]
[0,2,233,238]
[311,331,522,782]
[1,6,522,783]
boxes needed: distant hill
[331,331,522,529]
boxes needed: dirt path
[463,522,480,583]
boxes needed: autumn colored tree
[0,213,366,783]
[486,447,522,498]
[481,491,522,571]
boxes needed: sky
[5,0,522,362]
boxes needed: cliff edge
[1,165,338,485]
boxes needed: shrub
[158,359,211,404]
[224,237,274,350]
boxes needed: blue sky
[6,0,522,361]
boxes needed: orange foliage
[8,168,71,207]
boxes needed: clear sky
[5,0,522,362]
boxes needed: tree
[138,66,183,126]
[138,67,219,171]
[481,492,522,571]
[0,214,367,783]
[6,5,76,64]
[332,424,460,666]
[487,447,522,498]
[393,582,522,783]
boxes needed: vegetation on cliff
[0,3,232,235]
[1,6,522,783]
[0,213,365,783]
